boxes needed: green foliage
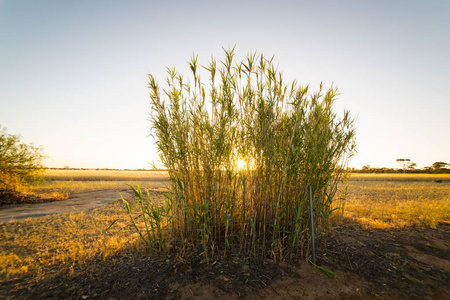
[146,48,356,260]
[108,184,172,252]
[310,262,338,279]
[0,126,45,191]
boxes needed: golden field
[1,171,449,280]
[27,169,171,196]
[349,173,450,181]
[44,169,169,181]
[341,177,449,229]
[0,201,147,279]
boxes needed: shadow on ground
[2,221,449,299]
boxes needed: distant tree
[406,162,417,171]
[431,162,449,173]
[0,126,45,191]
[362,165,371,172]
[396,158,411,173]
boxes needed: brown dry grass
[350,173,450,182]
[25,169,170,197]
[0,200,148,279]
[1,172,448,282]
[44,169,169,181]
[334,174,450,229]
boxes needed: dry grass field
[349,173,450,182]
[1,171,449,299]
[26,169,170,197]
[340,174,450,229]
[1,201,140,278]
[44,169,169,182]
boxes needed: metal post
[309,185,316,264]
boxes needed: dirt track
[0,189,133,224]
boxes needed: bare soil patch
[2,221,448,299]
[317,221,450,299]
[0,190,59,206]
[0,189,135,224]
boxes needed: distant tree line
[353,161,450,174]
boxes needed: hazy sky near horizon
[1,0,449,169]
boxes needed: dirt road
[0,189,133,224]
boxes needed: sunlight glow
[236,158,246,170]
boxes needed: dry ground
[1,172,449,299]
[0,189,135,223]
[2,217,448,299]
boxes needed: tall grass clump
[147,48,356,261]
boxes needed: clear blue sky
[1,0,449,169]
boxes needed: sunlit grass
[6,169,170,201]
[1,173,448,283]
[44,169,169,181]
[0,198,160,279]
[23,169,170,197]
[29,180,169,195]
[349,173,450,182]
[334,178,450,228]
[1,171,170,279]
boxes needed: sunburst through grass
[236,158,246,170]
[146,48,357,261]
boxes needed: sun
[236,158,246,170]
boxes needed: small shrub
[145,48,356,260]
[0,126,45,191]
